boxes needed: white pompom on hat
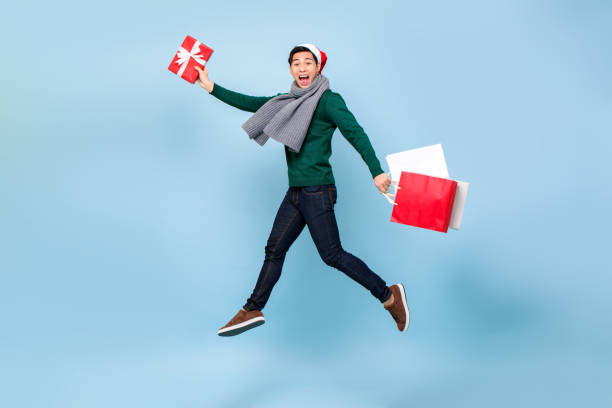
[296,43,327,73]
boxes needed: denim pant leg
[299,185,392,303]
[243,189,306,311]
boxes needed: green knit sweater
[210,83,384,187]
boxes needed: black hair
[288,46,318,65]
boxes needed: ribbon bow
[175,41,207,77]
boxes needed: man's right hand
[195,66,214,93]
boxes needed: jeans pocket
[328,187,337,205]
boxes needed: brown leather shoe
[217,308,265,337]
[384,283,410,331]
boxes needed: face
[290,51,321,88]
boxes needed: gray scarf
[242,74,330,153]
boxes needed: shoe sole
[217,316,265,337]
[397,283,410,331]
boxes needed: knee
[264,243,286,262]
[321,247,344,268]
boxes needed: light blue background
[1,0,610,406]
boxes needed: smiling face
[290,51,321,88]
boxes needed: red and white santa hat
[297,43,327,73]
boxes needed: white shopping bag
[449,180,469,230]
[385,144,449,183]
[385,144,469,231]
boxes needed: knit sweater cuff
[368,161,385,179]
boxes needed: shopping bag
[449,181,469,230]
[388,171,458,233]
[385,144,449,183]
[385,144,469,231]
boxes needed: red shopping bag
[391,171,458,233]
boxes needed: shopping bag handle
[382,192,397,205]
[381,175,400,205]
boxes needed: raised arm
[195,66,278,113]
[325,92,390,193]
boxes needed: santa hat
[297,43,327,73]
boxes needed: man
[195,44,409,336]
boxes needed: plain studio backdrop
[1,0,610,407]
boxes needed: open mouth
[298,75,310,85]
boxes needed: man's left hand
[374,173,391,194]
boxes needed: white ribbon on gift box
[175,41,207,77]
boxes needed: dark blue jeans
[243,184,392,311]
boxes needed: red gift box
[391,171,458,233]
[168,35,213,84]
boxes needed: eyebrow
[292,57,314,62]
